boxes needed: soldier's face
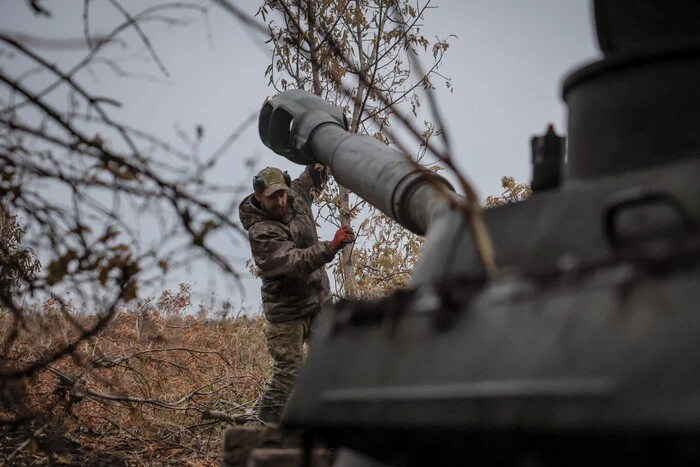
[255,189,288,220]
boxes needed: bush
[0,285,270,466]
[0,204,40,302]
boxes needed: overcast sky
[1,1,600,314]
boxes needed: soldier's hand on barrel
[331,226,355,250]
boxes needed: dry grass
[1,284,271,466]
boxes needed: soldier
[239,165,355,424]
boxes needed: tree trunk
[306,0,357,298]
[338,185,356,297]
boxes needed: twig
[44,365,233,410]
[0,298,121,379]
[201,410,258,425]
[210,0,268,35]
[105,0,171,77]
[96,346,235,369]
[3,422,48,465]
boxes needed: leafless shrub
[0,0,254,430]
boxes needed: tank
[255,1,700,465]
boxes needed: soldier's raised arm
[291,163,329,202]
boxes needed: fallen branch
[2,422,48,465]
[98,346,235,369]
[202,410,258,425]
[45,365,225,410]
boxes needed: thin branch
[83,0,93,50]
[0,3,207,116]
[0,297,121,379]
[210,0,268,35]
[105,0,170,77]
[3,423,49,464]
[201,410,258,425]
[44,365,234,410]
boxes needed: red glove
[331,226,355,250]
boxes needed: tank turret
[257,1,700,465]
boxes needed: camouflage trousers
[259,315,314,408]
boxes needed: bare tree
[257,0,462,298]
[0,0,256,423]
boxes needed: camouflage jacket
[239,165,336,322]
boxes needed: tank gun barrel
[258,90,456,236]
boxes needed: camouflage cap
[255,167,290,197]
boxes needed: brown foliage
[0,1,250,414]
[0,204,40,300]
[483,176,533,208]
[349,212,424,298]
[1,284,271,466]
[257,0,458,297]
